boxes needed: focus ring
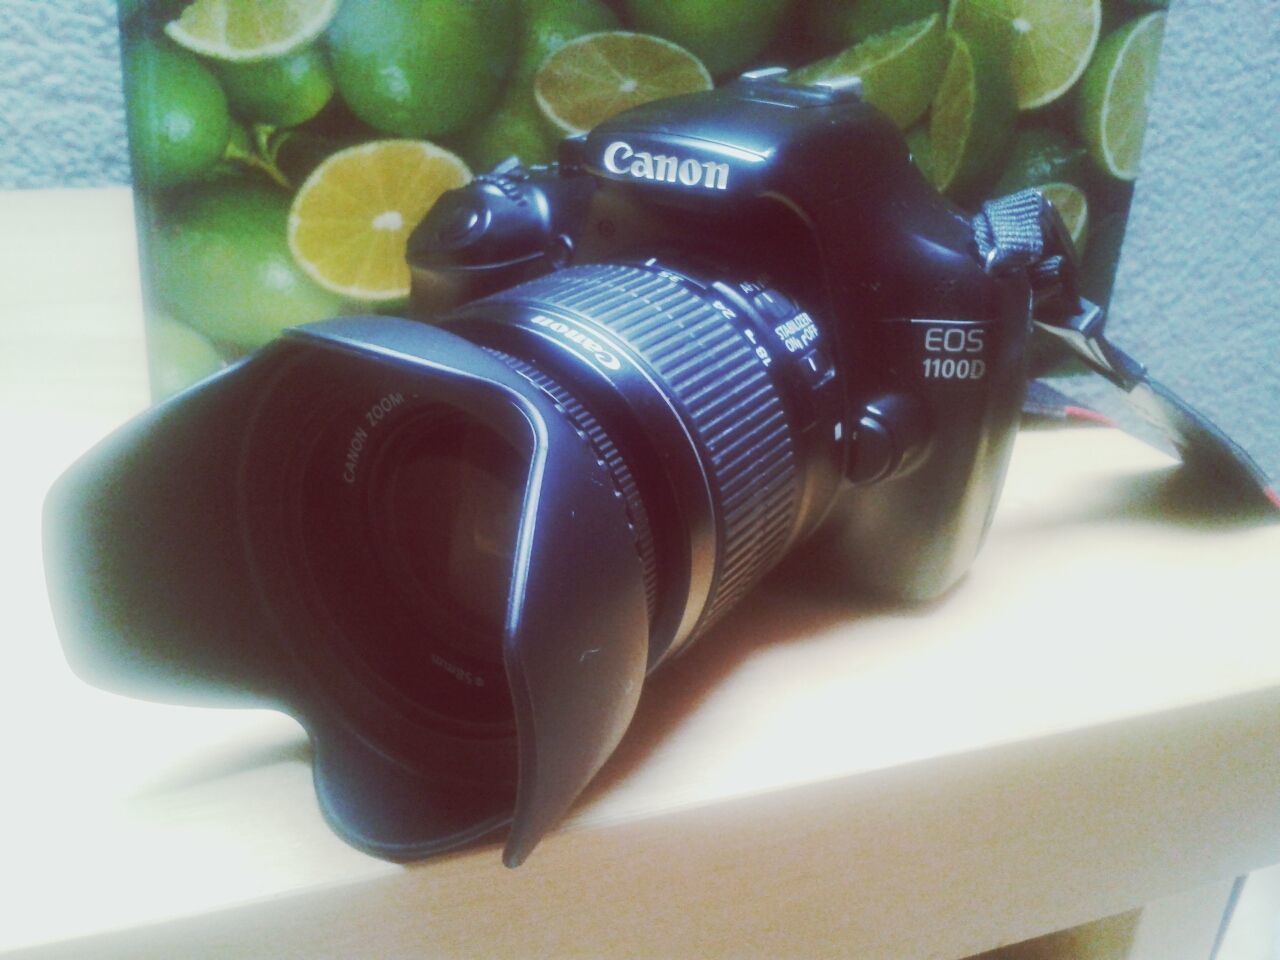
[498,263,799,632]
[484,348,659,619]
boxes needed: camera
[45,74,1040,866]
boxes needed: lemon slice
[1038,181,1089,255]
[790,14,947,130]
[1078,12,1166,181]
[949,0,1102,111]
[165,0,341,63]
[288,140,471,302]
[534,31,712,137]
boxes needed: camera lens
[443,260,844,665]
[372,414,522,653]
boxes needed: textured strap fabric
[978,189,1279,509]
[972,190,1046,272]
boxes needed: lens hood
[44,318,651,865]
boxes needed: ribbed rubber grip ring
[484,348,659,620]
[495,263,799,631]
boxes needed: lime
[992,126,1089,194]
[513,0,620,84]
[1038,181,1089,254]
[457,89,557,172]
[327,0,517,138]
[927,32,1016,201]
[154,181,348,348]
[949,0,1102,110]
[790,14,948,130]
[165,0,340,62]
[623,0,789,77]
[1079,207,1129,305]
[1078,12,1165,181]
[807,0,946,48]
[905,124,932,180]
[124,39,232,190]
[289,140,472,301]
[148,318,227,399]
[215,45,334,127]
[534,31,713,137]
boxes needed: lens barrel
[446,260,841,664]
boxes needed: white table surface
[1,188,1278,960]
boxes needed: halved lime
[905,124,932,180]
[790,14,948,130]
[949,0,1102,110]
[289,140,472,301]
[927,32,1016,200]
[514,0,621,85]
[1078,12,1166,181]
[534,31,712,137]
[164,0,340,62]
[808,0,946,48]
[1038,181,1089,255]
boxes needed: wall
[0,0,129,188]
[0,0,1276,480]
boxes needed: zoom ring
[503,264,799,633]
[484,349,660,619]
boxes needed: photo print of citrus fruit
[117,0,1171,396]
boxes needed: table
[2,188,1277,960]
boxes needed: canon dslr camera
[46,74,1044,866]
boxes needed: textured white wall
[0,0,129,188]
[1096,0,1280,483]
[0,0,1276,477]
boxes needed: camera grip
[823,307,1029,601]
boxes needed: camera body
[44,76,1032,867]
[409,72,1030,609]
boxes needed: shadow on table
[1014,461,1279,534]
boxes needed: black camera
[45,75,1039,866]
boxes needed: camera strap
[973,190,1278,509]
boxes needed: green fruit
[790,14,947,130]
[949,0,1102,111]
[216,45,334,127]
[1077,12,1166,180]
[623,0,790,76]
[514,0,619,84]
[993,126,1089,194]
[147,319,227,399]
[905,124,932,179]
[327,0,518,138]
[457,88,557,172]
[808,0,946,48]
[124,39,232,189]
[927,32,1017,202]
[154,181,348,348]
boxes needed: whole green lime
[457,88,557,172]
[153,181,348,348]
[124,39,232,189]
[216,45,334,127]
[623,0,790,76]
[993,127,1089,194]
[514,0,619,83]
[327,0,518,138]
[808,0,946,48]
[147,318,227,399]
